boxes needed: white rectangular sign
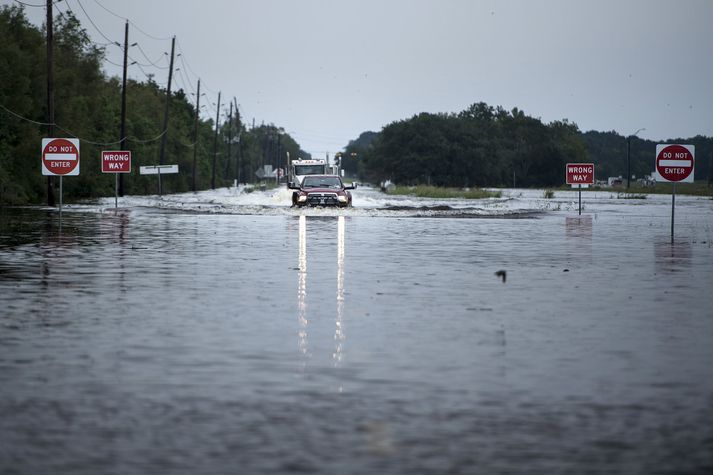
[140,165,178,175]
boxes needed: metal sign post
[59,175,63,227]
[671,183,676,243]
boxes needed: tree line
[0,5,307,205]
[4,5,711,205]
[343,106,713,188]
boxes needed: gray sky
[12,0,713,157]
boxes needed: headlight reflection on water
[296,215,347,381]
[297,215,308,362]
[334,216,345,366]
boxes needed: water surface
[1,188,712,474]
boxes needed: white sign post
[655,144,695,243]
[140,165,179,196]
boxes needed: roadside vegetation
[0,6,307,205]
[552,183,713,197]
[614,183,713,197]
[343,115,712,194]
[385,185,501,199]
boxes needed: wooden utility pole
[192,79,200,192]
[234,98,240,184]
[118,20,129,196]
[159,36,175,167]
[46,0,55,206]
[211,91,221,189]
[225,101,233,179]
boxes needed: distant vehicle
[288,175,356,207]
[289,158,330,186]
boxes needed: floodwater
[1,186,712,474]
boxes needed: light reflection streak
[297,215,308,361]
[333,216,345,366]
[296,215,347,384]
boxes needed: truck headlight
[297,194,307,202]
[337,195,348,203]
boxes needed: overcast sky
[11,0,713,157]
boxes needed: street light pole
[627,136,631,189]
[627,127,646,189]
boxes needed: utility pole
[46,0,55,206]
[225,101,233,179]
[277,133,282,182]
[192,79,200,192]
[262,130,269,173]
[118,20,129,197]
[159,36,175,167]
[234,98,240,184]
[211,91,221,189]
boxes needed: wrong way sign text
[566,163,594,186]
[102,151,131,173]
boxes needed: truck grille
[307,192,339,206]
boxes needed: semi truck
[289,158,329,186]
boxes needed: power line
[104,57,123,67]
[91,0,125,20]
[128,19,171,42]
[92,0,172,43]
[0,103,50,126]
[71,0,117,45]
[53,1,114,48]
[175,40,201,81]
[175,67,196,97]
[13,0,48,7]
[134,63,166,85]
[133,43,169,69]
[0,102,167,145]
[8,1,244,151]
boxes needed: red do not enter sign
[42,138,80,176]
[655,144,694,183]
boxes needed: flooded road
[1,187,713,474]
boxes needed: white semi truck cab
[289,158,329,186]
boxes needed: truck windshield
[302,176,342,188]
[294,165,325,175]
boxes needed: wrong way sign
[655,144,694,183]
[42,138,80,176]
[566,163,594,186]
[102,151,131,173]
